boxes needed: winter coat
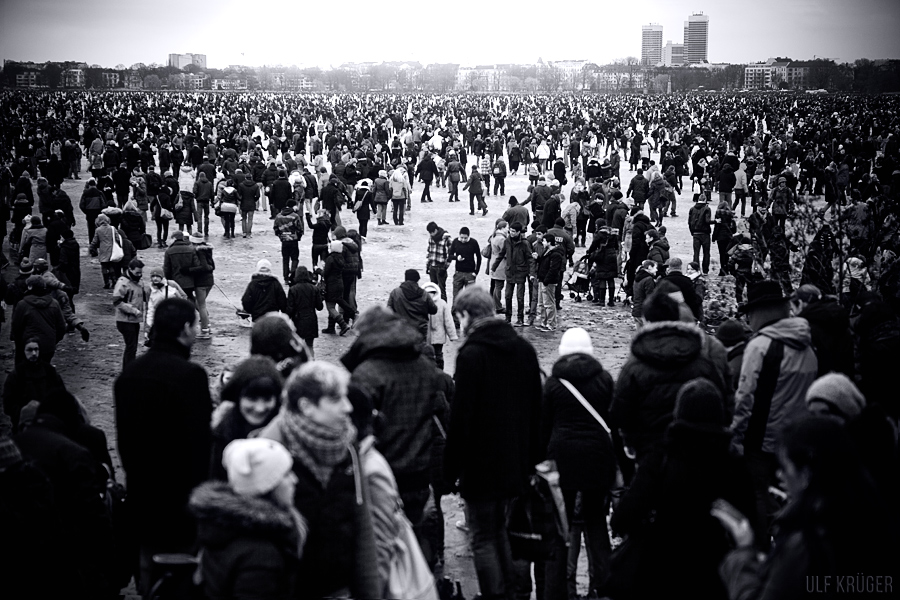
[342,314,443,490]
[537,244,565,284]
[648,175,667,209]
[501,204,531,231]
[663,271,704,321]
[56,237,82,292]
[237,180,260,212]
[286,275,323,340]
[718,164,736,194]
[689,202,712,236]
[163,239,202,291]
[632,269,656,318]
[89,223,120,263]
[612,321,731,458]
[542,353,618,491]
[444,318,542,501]
[114,339,213,548]
[14,415,115,596]
[497,235,533,283]
[11,293,66,357]
[610,422,758,600]
[629,214,653,263]
[732,317,818,455]
[190,482,301,600]
[20,225,48,263]
[341,237,361,275]
[260,416,363,600]
[799,299,855,378]
[712,204,737,243]
[174,191,198,226]
[627,174,650,202]
[426,298,458,345]
[387,280,437,338]
[112,273,150,324]
[120,210,146,247]
[488,231,509,280]
[647,240,670,269]
[241,274,287,321]
[591,245,619,281]
[147,281,187,329]
[79,186,107,212]
[270,177,293,210]
[322,251,345,302]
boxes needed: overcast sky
[3,0,899,69]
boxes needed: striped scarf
[280,411,356,488]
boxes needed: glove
[79,326,90,342]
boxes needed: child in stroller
[566,255,591,302]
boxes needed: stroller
[566,256,591,302]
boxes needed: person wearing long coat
[286,265,324,356]
[541,328,620,598]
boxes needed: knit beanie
[805,373,866,421]
[716,318,751,348]
[674,378,725,426]
[558,327,594,356]
[255,259,273,275]
[222,438,293,497]
[150,266,165,279]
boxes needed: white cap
[558,327,594,357]
[223,438,293,497]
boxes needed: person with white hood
[423,281,458,369]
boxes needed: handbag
[387,511,439,600]
[159,208,174,221]
[110,230,124,262]
[137,232,153,250]
[507,460,569,562]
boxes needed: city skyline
[2,0,900,69]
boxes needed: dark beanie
[716,318,751,348]
[405,269,420,282]
[674,378,725,426]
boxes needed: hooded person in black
[240,259,287,321]
[387,269,437,339]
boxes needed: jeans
[197,201,210,234]
[392,198,405,224]
[539,282,557,329]
[84,209,101,243]
[281,241,299,282]
[432,343,445,369]
[117,321,140,368]
[491,279,505,313]
[719,191,733,206]
[449,179,460,201]
[421,181,433,202]
[311,244,328,267]
[592,277,616,304]
[467,498,517,600]
[732,189,747,215]
[493,176,505,196]
[528,277,540,321]
[692,233,711,273]
[194,285,211,330]
[342,271,358,314]
[483,174,491,194]
[376,203,387,222]
[241,210,254,235]
[469,193,486,214]
[429,266,448,301]
[221,212,236,237]
[562,490,611,597]
[452,271,476,324]
[504,279,527,320]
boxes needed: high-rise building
[168,53,207,70]
[663,41,685,67]
[683,13,709,64]
[641,24,664,66]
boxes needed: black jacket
[537,244,565,284]
[387,280,437,338]
[287,275,323,340]
[444,319,542,501]
[799,299,855,378]
[663,271,703,320]
[542,353,618,491]
[241,274,287,320]
[114,340,212,547]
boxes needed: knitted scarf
[279,411,356,488]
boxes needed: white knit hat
[255,259,273,275]
[222,438,293,497]
[558,327,594,356]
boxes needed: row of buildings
[642,12,710,67]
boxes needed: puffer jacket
[240,274,287,321]
[732,317,818,455]
[193,244,215,288]
[286,268,323,340]
[237,179,260,213]
[542,353,618,492]
[163,239,201,291]
[189,481,302,600]
[612,320,731,458]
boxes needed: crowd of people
[1,88,899,600]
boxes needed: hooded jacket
[542,353,618,492]
[237,179,260,212]
[496,234,533,283]
[286,267,323,340]
[341,314,442,490]
[444,318,542,501]
[11,293,67,357]
[190,481,302,600]
[612,321,731,458]
[731,317,818,455]
[241,274,287,321]
[387,280,437,338]
[163,239,202,291]
[632,268,656,318]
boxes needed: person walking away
[688,193,712,274]
[389,168,410,225]
[114,297,212,596]
[190,232,215,339]
[150,182,175,248]
[79,178,107,244]
[321,242,353,335]
[274,200,303,285]
[444,286,542,600]
[241,259,287,322]
[631,260,657,329]
[463,165,487,216]
[237,173,260,237]
[163,230,201,301]
[192,171,214,236]
[712,201,737,276]
[423,281,458,369]
[112,258,150,368]
[286,266,324,357]
[416,152,438,203]
[731,281,818,545]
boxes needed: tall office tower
[684,13,709,64]
[641,24,664,66]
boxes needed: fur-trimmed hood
[190,481,305,553]
[630,320,705,367]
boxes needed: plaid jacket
[426,231,452,269]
